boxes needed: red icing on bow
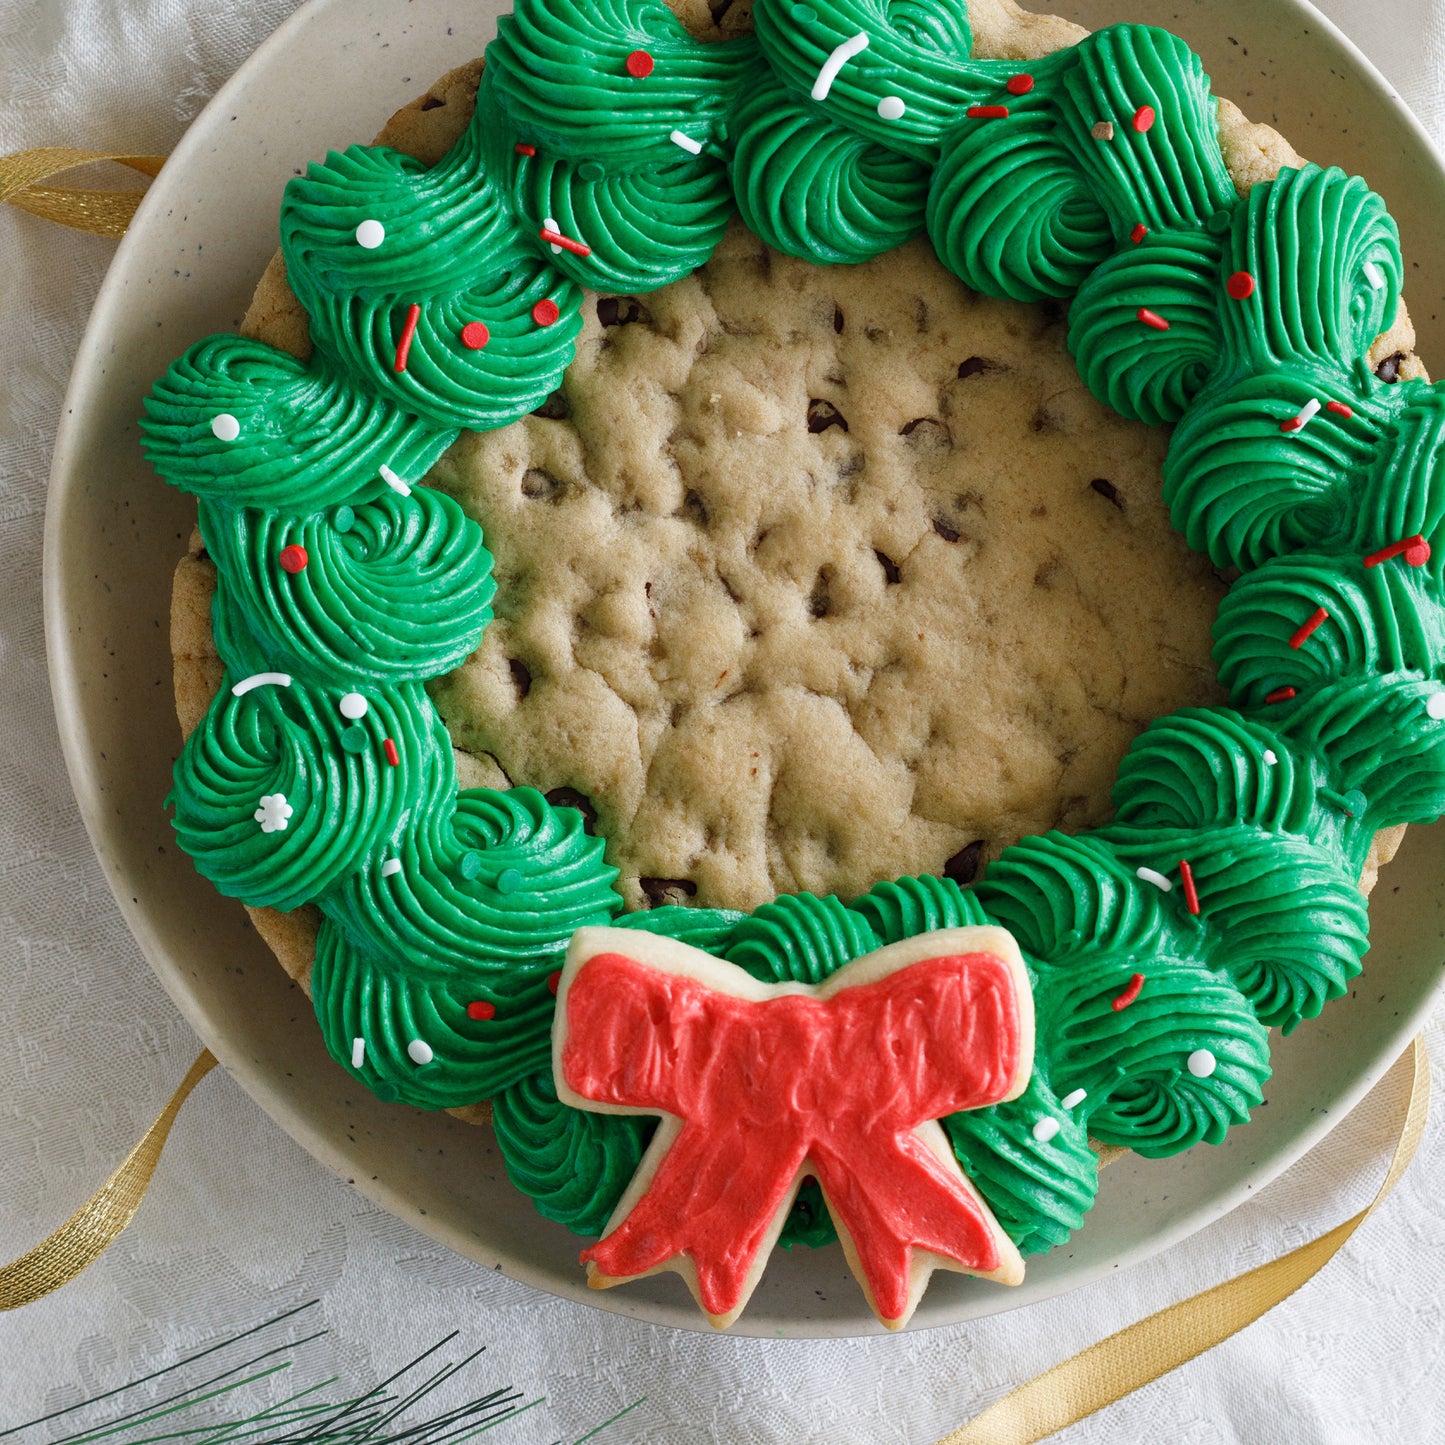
[558,939,1028,1326]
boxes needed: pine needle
[3,1305,640,1445]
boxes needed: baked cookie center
[431,226,1223,911]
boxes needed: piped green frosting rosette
[141,0,1445,1259]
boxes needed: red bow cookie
[552,925,1035,1330]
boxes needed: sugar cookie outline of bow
[553,925,1036,1330]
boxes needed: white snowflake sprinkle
[254,793,294,833]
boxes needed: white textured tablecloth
[4,3,1445,1440]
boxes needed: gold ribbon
[1,147,165,236]
[0,147,1432,1439]
[936,1035,1430,1444]
[0,1050,215,1309]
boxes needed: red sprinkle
[514,142,537,157]
[547,970,562,995]
[1178,859,1200,915]
[466,1000,496,1021]
[1326,400,1354,417]
[967,105,1010,119]
[278,544,308,574]
[1006,74,1034,95]
[1279,416,1305,434]
[1289,606,1329,650]
[1226,271,1256,300]
[1131,222,1149,244]
[1137,307,1170,331]
[383,737,400,767]
[1265,685,1298,705]
[540,225,592,257]
[1133,104,1156,133]
[393,303,421,373]
[1364,534,1431,569]
[625,48,655,78]
[1112,973,1145,1012]
[460,321,490,350]
[532,298,561,327]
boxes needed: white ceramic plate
[43,0,1445,1337]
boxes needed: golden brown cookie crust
[170,6,1415,1002]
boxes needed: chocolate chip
[1090,477,1124,509]
[1376,351,1406,384]
[681,489,710,526]
[875,550,902,584]
[900,417,944,437]
[1036,298,1067,331]
[420,96,445,111]
[943,840,985,885]
[544,787,598,833]
[808,568,833,618]
[507,659,531,701]
[596,295,650,327]
[640,877,698,907]
[520,467,564,501]
[807,399,848,433]
[833,305,845,334]
[932,517,961,543]
[957,356,992,379]
[531,390,569,420]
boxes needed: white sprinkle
[253,792,294,834]
[1032,1117,1061,1143]
[379,464,412,497]
[381,858,403,878]
[1286,397,1322,433]
[1061,1088,1088,1110]
[211,413,241,443]
[544,216,563,255]
[339,692,369,720]
[877,96,906,121]
[351,1037,366,1068]
[1427,693,1445,721]
[669,129,703,155]
[1136,866,1174,893]
[407,1039,434,1066]
[811,31,869,102]
[1263,748,1279,765]
[232,671,293,697]
[1187,1048,1217,1079]
[1364,261,1386,290]
[355,219,386,250]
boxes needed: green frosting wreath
[141,0,1445,1260]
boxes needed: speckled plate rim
[41,0,1445,1338]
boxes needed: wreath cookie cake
[144,0,1444,1330]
